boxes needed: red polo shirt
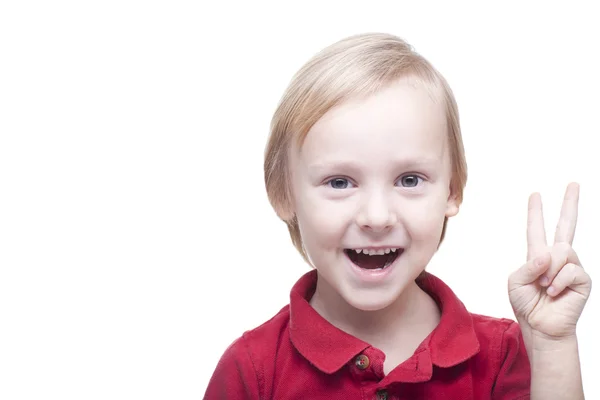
[204,270,531,399]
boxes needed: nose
[355,192,397,233]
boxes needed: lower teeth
[346,249,400,270]
[372,263,389,271]
[372,256,397,270]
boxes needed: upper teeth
[354,248,398,255]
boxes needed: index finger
[554,182,580,244]
[527,192,547,260]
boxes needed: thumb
[508,252,551,289]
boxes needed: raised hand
[508,183,591,340]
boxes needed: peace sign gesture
[508,183,592,340]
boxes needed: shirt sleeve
[492,321,531,400]
[203,337,260,400]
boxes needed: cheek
[402,197,447,240]
[296,194,354,248]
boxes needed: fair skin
[288,77,591,396]
[509,183,591,398]
[288,77,457,373]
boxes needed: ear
[445,193,460,218]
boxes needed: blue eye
[398,175,422,187]
[328,178,353,189]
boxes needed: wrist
[527,332,584,400]
[530,331,579,353]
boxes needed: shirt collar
[288,269,480,376]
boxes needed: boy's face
[288,77,459,312]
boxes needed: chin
[349,300,393,312]
[342,287,403,312]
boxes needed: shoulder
[469,313,531,398]
[469,313,525,351]
[226,303,292,364]
[470,313,520,337]
[204,305,292,399]
[469,313,528,364]
[243,303,292,341]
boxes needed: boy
[204,33,591,399]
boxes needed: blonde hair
[264,32,467,264]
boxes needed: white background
[1,1,598,399]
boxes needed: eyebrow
[307,158,441,174]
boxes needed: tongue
[348,251,389,269]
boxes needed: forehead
[297,78,448,165]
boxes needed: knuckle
[567,262,579,272]
[560,262,576,276]
[565,264,579,280]
[568,247,581,263]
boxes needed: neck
[309,275,440,351]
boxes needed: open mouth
[344,248,403,270]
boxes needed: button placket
[355,354,370,370]
[376,389,388,400]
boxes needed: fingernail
[547,286,556,295]
[540,276,549,286]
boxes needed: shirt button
[355,354,370,370]
[376,390,388,400]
